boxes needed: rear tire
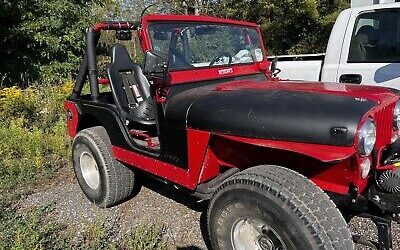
[207,165,354,250]
[72,126,139,208]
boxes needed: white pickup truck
[272,2,400,89]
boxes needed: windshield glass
[148,22,264,70]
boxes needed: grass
[0,83,168,249]
[123,224,167,250]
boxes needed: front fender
[219,134,356,163]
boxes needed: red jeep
[65,14,400,250]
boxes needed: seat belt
[121,72,143,107]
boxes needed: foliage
[123,224,167,250]
[78,219,118,250]
[0,82,72,190]
[0,203,70,250]
[0,0,350,86]
[0,81,167,249]
[182,0,350,55]
[0,0,117,87]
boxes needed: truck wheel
[72,126,138,208]
[207,165,354,250]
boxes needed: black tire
[72,126,139,208]
[207,165,354,250]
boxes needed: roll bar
[72,21,139,101]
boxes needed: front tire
[207,165,354,250]
[72,126,139,208]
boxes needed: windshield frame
[147,21,265,71]
[140,15,269,85]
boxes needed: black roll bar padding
[86,27,100,102]
[72,21,139,100]
[72,53,88,98]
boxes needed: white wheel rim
[80,152,100,189]
[231,218,286,250]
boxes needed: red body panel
[113,129,211,189]
[142,14,259,27]
[214,80,398,104]
[64,101,79,137]
[218,134,357,163]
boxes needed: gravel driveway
[19,168,400,249]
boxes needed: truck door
[337,9,400,89]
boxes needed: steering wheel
[209,52,233,66]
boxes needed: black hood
[165,85,377,146]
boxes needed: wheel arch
[77,113,103,132]
[208,134,357,194]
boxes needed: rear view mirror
[270,57,281,77]
[153,31,168,40]
[144,50,169,80]
[116,30,132,41]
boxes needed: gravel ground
[18,168,400,249]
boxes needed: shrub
[0,82,72,190]
[123,224,167,250]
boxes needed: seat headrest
[109,43,134,68]
[357,25,378,42]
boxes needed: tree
[212,0,349,55]
[0,0,116,87]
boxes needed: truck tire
[72,126,138,208]
[207,165,354,250]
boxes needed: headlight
[358,118,376,156]
[394,101,400,130]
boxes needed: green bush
[0,82,72,190]
[123,224,167,250]
[0,82,169,249]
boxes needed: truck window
[348,10,400,63]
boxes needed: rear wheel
[72,126,139,208]
[207,165,354,250]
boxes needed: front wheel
[207,165,354,250]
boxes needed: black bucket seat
[107,44,156,126]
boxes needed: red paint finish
[187,129,211,185]
[142,14,259,28]
[214,80,399,104]
[98,78,109,85]
[209,134,357,194]
[113,146,191,187]
[198,148,220,183]
[64,101,79,137]
[218,134,357,163]
[113,128,211,190]
[372,102,395,151]
[169,64,265,85]
[311,157,356,194]
[93,21,137,32]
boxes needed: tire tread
[207,165,354,250]
[74,126,137,208]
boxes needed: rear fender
[64,100,79,137]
